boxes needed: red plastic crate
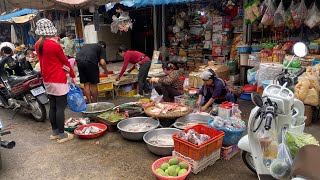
[172,124,224,161]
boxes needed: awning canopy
[119,0,194,7]
[0,9,38,23]
[6,0,120,10]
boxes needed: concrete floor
[0,98,319,180]
[0,62,319,179]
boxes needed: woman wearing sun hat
[35,18,76,143]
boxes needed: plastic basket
[117,89,137,97]
[74,123,107,139]
[172,125,224,161]
[151,156,191,180]
[173,149,220,174]
[208,119,245,146]
[98,82,113,91]
[220,145,240,160]
[174,95,196,108]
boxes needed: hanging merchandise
[304,2,320,29]
[260,0,275,26]
[244,0,260,24]
[111,9,132,34]
[259,0,268,15]
[273,0,285,28]
[292,0,307,29]
[93,11,100,31]
[285,1,296,30]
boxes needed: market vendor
[150,63,184,102]
[117,45,151,98]
[196,69,228,112]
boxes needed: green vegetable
[97,111,125,122]
[286,131,319,156]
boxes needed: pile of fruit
[155,158,188,177]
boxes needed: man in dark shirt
[76,41,108,103]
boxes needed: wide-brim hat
[35,18,57,36]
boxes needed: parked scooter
[0,54,48,122]
[0,119,16,170]
[238,42,308,178]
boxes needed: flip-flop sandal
[57,133,74,143]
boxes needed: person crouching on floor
[149,63,184,102]
[196,69,228,112]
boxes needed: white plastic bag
[247,67,257,85]
[150,88,163,103]
[261,0,275,26]
[274,0,285,28]
[304,2,320,29]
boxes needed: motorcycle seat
[8,74,37,87]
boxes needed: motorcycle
[0,119,15,170]
[238,42,308,178]
[0,55,48,122]
[9,48,37,77]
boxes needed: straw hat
[35,18,57,36]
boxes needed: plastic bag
[150,88,162,103]
[304,88,319,106]
[247,67,257,85]
[67,84,86,112]
[257,128,278,160]
[270,129,292,179]
[292,0,307,28]
[274,0,285,28]
[294,79,310,101]
[285,1,296,29]
[261,0,275,26]
[245,2,257,24]
[304,2,320,29]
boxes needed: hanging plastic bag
[261,0,275,26]
[251,0,261,19]
[274,0,285,28]
[304,2,320,29]
[270,128,292,179]
[260,0,268,16]
[150,88,163,103]
[247,67,257,85]
[67,84,86,112]
[285,1,296,29]
[292,0,307,28]
[257,127,278,160]
[245,2,257,24]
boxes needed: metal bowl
[173,113,214,130]
[117,117,159,141]
[82,102,115,115]
[143,128,181,156]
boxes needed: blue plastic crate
[208,119,245,146]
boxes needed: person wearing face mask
[149,63,184,102]
[196,69,229,112]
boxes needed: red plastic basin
[74,123,107,139]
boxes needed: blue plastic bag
[67,84,86,112]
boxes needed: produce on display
[176,129,211,145]
[285,131,319,156]
[97,111,126,123]
[156,158,188,177]
[149,103,189,115]
[294,68,320,106]
[75,126,102,135]
[122,123,156,132]
[64,117,89,128]
[149,135,174,146]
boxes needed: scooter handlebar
[264,115,273,130]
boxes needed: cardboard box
[212,46,222,56]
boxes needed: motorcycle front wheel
[242,151,257,175]
[29,99,46,122]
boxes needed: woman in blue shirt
[196,69,227,112]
